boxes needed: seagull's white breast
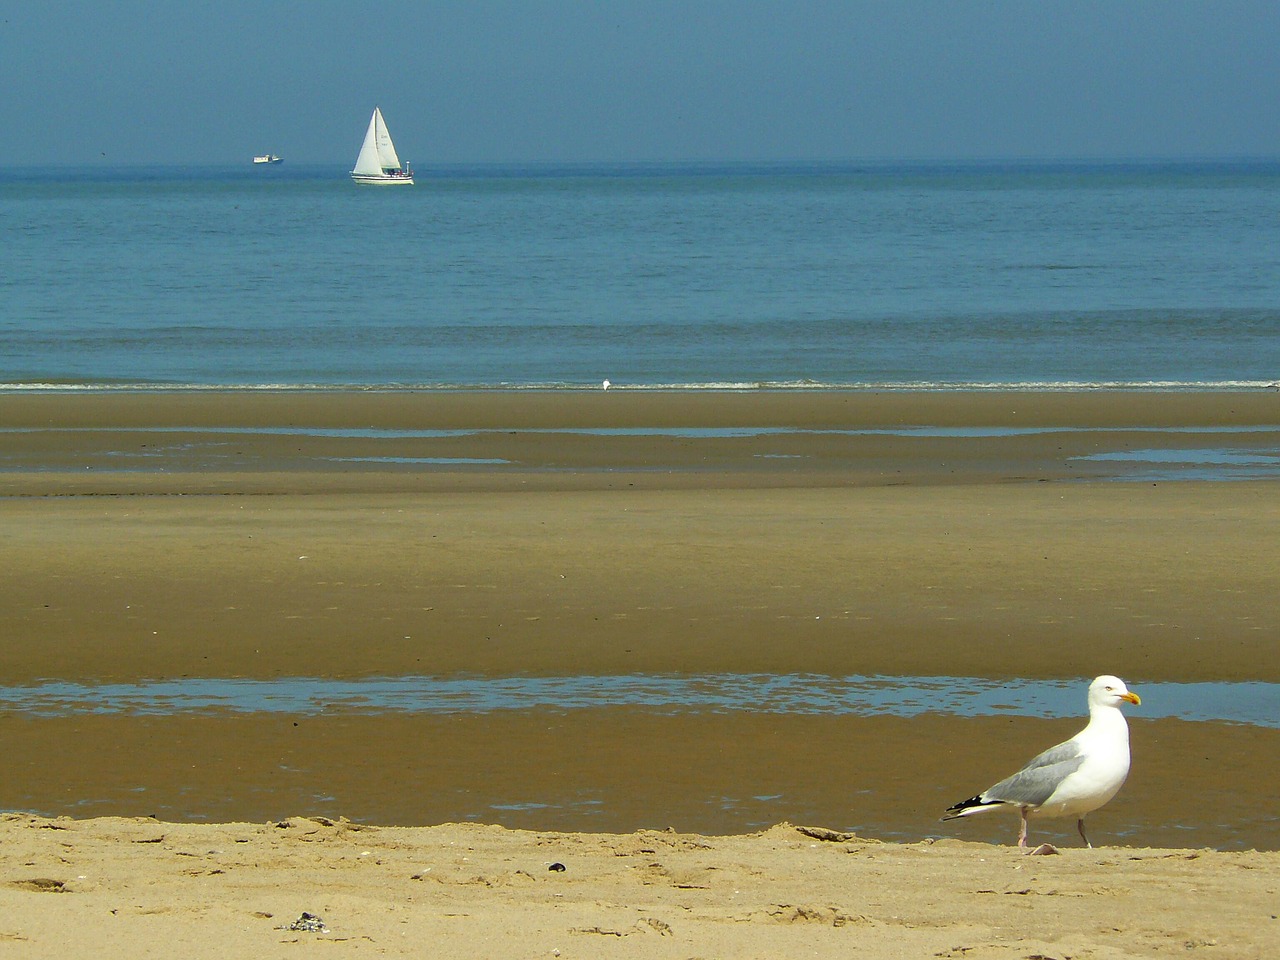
[1033,721,1131,819]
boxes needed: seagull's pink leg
[1077,818,1092,848]
[1017,808,1029,849]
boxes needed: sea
[2,160,1279,391]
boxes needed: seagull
[941,675,1141,850]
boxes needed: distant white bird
[602,379,611,390]
[941,675,1141,850]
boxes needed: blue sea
[2,160,1278,391]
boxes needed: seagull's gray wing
[982,738,1086,807]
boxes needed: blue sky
[4,1,1277,165]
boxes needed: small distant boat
[253,154,283,165]
[350,107,413,185]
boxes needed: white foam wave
[2,380,1277,394]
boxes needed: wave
[2,379,1278,394]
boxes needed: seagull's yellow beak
[1121,691,1141,705]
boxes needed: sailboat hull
[350,173,414,185]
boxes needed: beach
[2,389,1278,956]
[2,815,1277,960]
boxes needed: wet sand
[3,390,1277,686]
[3,710,1277,850]
[1,390,1279,955]
[2,388,1279,495]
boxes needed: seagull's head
[1090,674,1141,708]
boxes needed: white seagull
[941,675,1141,850]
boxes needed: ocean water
[2,161,1279,390]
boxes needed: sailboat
[350,107,413,185]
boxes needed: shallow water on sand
[3,422,1279,481]
[1,674,1274,727]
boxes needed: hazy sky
[4,1,1277,166]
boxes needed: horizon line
[4,154,1279,172]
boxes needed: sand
[1,389,1278,957]
[2,815,1276,959]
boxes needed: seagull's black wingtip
[941,794,1003,820]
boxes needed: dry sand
[2,815,1276,960]
[1,390,1278,957]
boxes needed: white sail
[372,108,403,171]
[352,110,386,176]
[351,107,412,183]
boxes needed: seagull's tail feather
[940,794,1008,821]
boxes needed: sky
[3,1,1278,166]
